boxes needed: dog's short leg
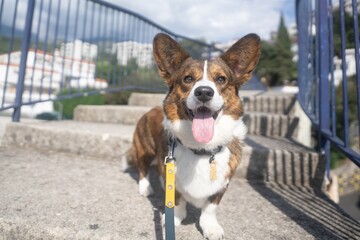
[174,197,187,226]
[138,173,154,196]
[120,154,129,172]
[159,176,165,189]
[161,195,187,227]
[200,202,224,240]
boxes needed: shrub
[54,89,105,119]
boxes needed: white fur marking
[200,203,224,240]
[174,197,187,226]
[175,145,230,206]
[186,60,224,112]
[138,175,154,196]
[203,60,209,79]
[120,154,129,172]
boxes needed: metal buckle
[164,137,176,165]
[164,156,175,165]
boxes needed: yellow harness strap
[164,137,176,240]
[165,161,175,208]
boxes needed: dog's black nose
[194,86,214,102]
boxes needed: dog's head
[153,33,260,149]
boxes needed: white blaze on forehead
[203,60,209,80]
[186,60,224,112]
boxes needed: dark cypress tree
[255,13,296,86]
[273,13,296,85]
[276,14,292,50]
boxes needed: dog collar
[189,145,223,156]
[175,138,223,156]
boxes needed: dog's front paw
[161,213,184,227]
[200,217,224,240]
[174,215,184,226]
[138,177,154,196]
[201,223,224,240]
[120,154,129,172]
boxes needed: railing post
[318,0,331,178]
[12,0,36,122]
[296,0,309,107]
[207,44,212,60]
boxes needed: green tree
[331,8,360,168]
[332,7,360,57]
[256,40,278,86]
[331,76,359,168]
[256,14,296,86]
[274,14,297,85]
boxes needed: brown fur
[130,107,167,179]
[130,33,260,194]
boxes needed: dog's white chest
[174,145,230,205]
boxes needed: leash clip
[164,155,175,165]
[164,137,177,165]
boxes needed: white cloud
[107,0,295,42]
[1,0,295,44]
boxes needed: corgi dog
[125,33,260,239]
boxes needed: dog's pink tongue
[192,109,215,143]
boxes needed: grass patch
[54,90,105,119]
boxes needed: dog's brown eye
[183,75,194,83]
[216,76,226,84]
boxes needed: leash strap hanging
[164,138,176,240]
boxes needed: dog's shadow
[124,166,202,239]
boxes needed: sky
[105,0,296,43]
[1,0,296,44]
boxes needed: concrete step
[2,121,322,187]
[242,92,297,115]
[74,105,300,139]
[243,112,299,139]
[74,105,151,125]
[127,92,297,115]
[128,92,165,107]
[0,146,359,240]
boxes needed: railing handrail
[296,0,360,169]
[88,0,213,48]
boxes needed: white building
[0,50,61,105]
[0,49,98,93]
[112,41,153,67]
[60,39,98,61]
[0,44,104,117]
[334,48,358,86]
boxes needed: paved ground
[0,146,359,240]
[340,191,360,221]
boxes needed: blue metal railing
[297,0,360,169]
[0,0,217,121]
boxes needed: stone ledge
[74,105,300,139]
[2,121,322,187]
[127,92,297,115]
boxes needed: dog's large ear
[220,33,261,87]
[153,33,190,84]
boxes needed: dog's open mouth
[187,106,222,121]
[187,106,222,144]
